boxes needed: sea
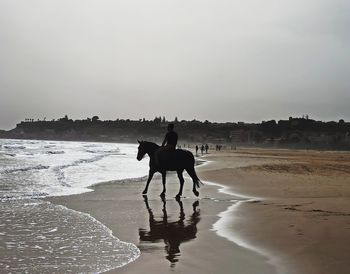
[0,139,149,273]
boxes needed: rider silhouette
[162,123,178,148]
[156,123,178,168]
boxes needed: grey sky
[1,0,349,129]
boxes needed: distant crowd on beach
[178,143,233,156]
[178,143,209,155]
[215,144,223,151]
[178,143,237,156]
[194,144,209,155]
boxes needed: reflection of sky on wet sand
[138,197,200,268]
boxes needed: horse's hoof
[193,191,199,197]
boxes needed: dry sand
[49,148,350,274]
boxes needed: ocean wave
[1,165,50,175]
[85,148,121,154]
[90,174,150,187]
[44,145,56,148]
[53,154,107,187]
[46,150,65,155]
[0,140,149,203]
[0,153,16,157]
[0,191,49,201]
[83,144,99,148]
[3,145,26,150]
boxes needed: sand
[48,148,350,274]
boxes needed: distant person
[205,144,209,154]
[200,145,204,155]
[195,145,199,156]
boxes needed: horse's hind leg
[186,167,199,197]
[176,170,185,199]
[160,171,167,197]
[142,171,154,195]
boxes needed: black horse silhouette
[137,140,202,198]
[139,196,200,267]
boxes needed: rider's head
[167,123,174,131]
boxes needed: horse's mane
[142,141,160,151]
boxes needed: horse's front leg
[142,170,155,195]
[176,170,184,200]
[160,171,167,197]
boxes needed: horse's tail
[186,166,204,188]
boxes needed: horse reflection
[139,197,200,267]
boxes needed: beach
[2,1,349,272]
[47,148,350,274]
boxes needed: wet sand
[49,148,350,274]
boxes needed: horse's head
[137,140,146,161]
[137,140,159,161]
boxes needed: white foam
[0,140,149,200]
[0,200,140,273]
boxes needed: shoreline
[196,155,287,274]
[189,157,282,271]
[204,180,283,272]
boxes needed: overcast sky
[0,0,349,129]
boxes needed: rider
[161,123,178,149]
[156,123,178,167]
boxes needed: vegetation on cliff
[2,116,350,150]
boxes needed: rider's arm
[161,134,167,146]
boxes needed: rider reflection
[139,196,201,267]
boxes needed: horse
[136,140,202,198]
